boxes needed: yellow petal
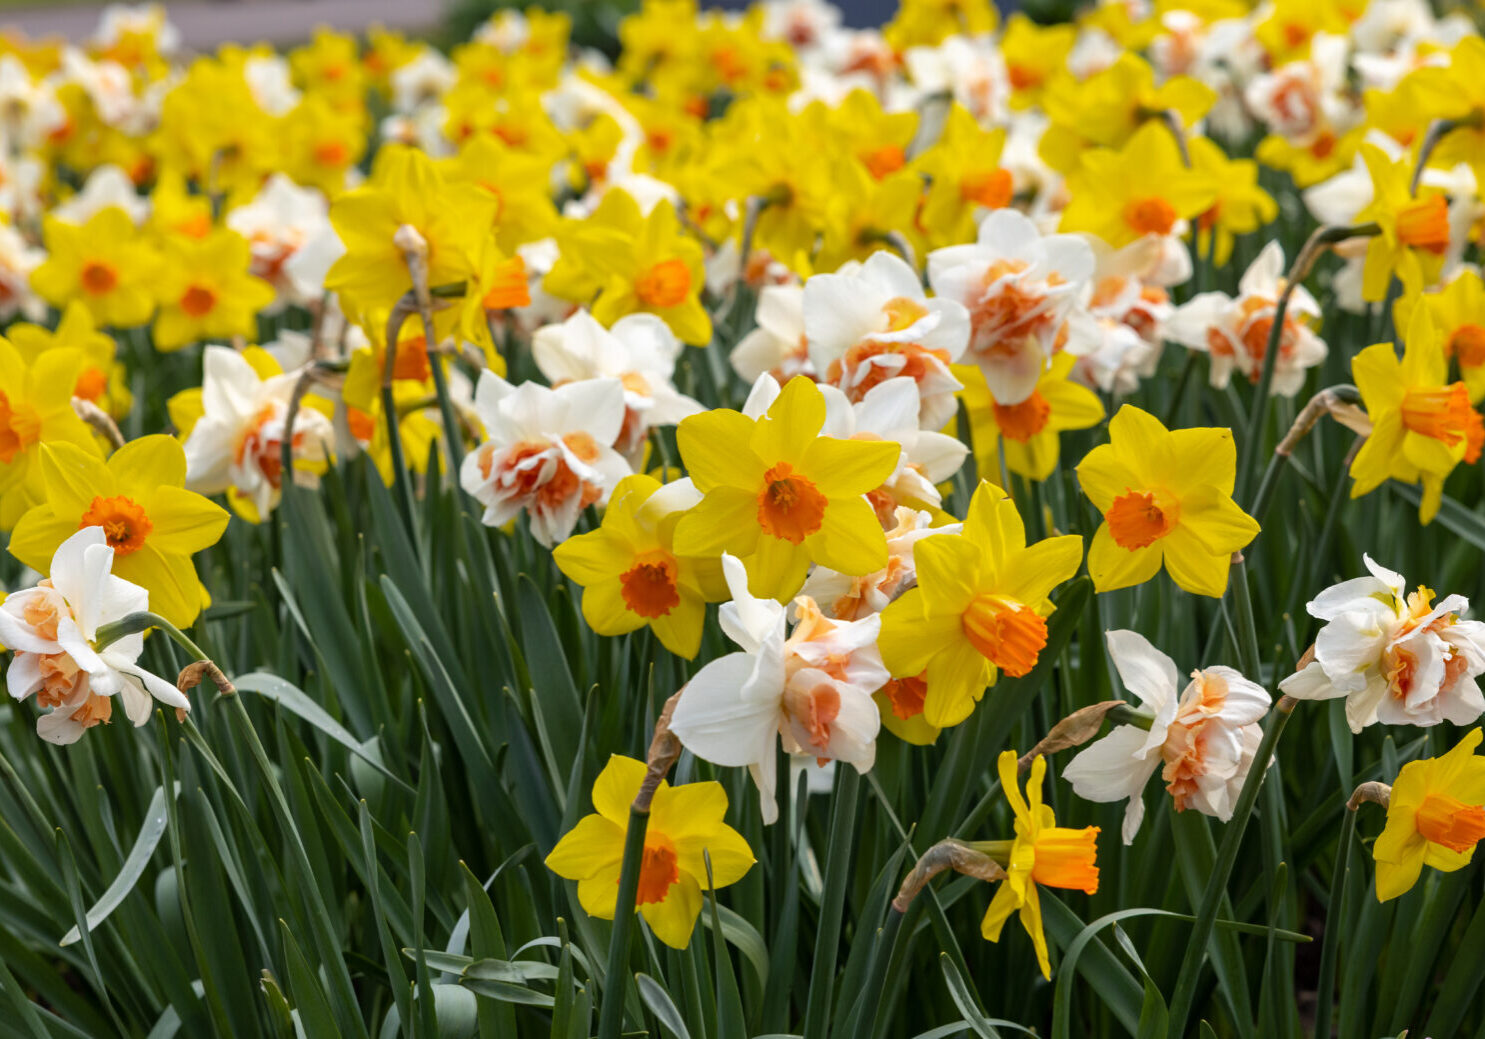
[110,434,188,494]
[671,487,761,558]
[591,754,649,825]
[1160,527,1233,598]
[1086,525,1163,594]
[640,873,703,950]
[801,436,900,497]
[806,496,888,577]
[751,375,825,465]
[545,813,624,881]
[677,409,764,492]
[145,486,231,555]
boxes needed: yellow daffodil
[1406,37,1485,186]
[8,436,229,628]
[959,354,1106,483]
[672,376,899,602]
[325,145,496,323]
[153,55,282,200]
[1000,15,1075,110]
[281,94,366,196]
[1374,728,1485,902]
[31,207,160,329]
[147,170,214,242]
[1077,405,1259,598]
[883,0,998,51]
[1350,308,1483,525]
[1059,121,1217,250]
[443,136,560,254]
[1039,54,1214,175]
[9,302,133,421]
[288,27,367,113]
[981,750,1100,979]
[914,104,1011,250]
[1254,125,1362,191]
[153,229,275,352]
[1395,272,1485,403]
[545,754,754,950]
[0,341,100,530]
[878,481,1082,728]
[1189,136,1279,268]
[553,474,727,659]
[1354,143,1451,302]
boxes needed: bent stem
[1166,694,1297,1036]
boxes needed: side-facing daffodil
[981,750,1100,978]
[0,340,100,530]
[1394,272,1485,403]
[878,481,1082,729]
[1373,728,1485,902]
[1077,405,1259,597]
[8,436,230,628]
[672,375,899,602]
[9,302,133,420]
[958,354,1105,482]
[553,474,727,659]
[545,754,754,949]
[1353,142,1451,302]
[1350,307,1483,524]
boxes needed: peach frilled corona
[980,750,1100,979]
[1077,405,1259,598]
[672,375,899,602]
[877,481,1082,729]
[544,755,753,949]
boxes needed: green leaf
[279,920,341,1039]
[60,784,174,947]
[636,973,691,1039]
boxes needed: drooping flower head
[0,527,189,744]
[981,750,1100,979]
[545,754,754,948]
[1077,405,1260,598]
[1373,728,1485,901]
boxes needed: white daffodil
[927,208,1093,405]
[0,527,189,745]
[1065,630,1271,843]
[669,555,886,824]
[731,284,816,385]
[819,376,967,520]
[804,250,969,431]
[1244,35,1354,142]
[391,49,456,115]
[226,174,332,309]
[51,167,147,226]
[1280,556,1485,732]
[1165,241,1327,396]
[182,346,335,521]
[531,309,702,464]
[460,371,631,546]
[800,506,960,621]
[0,223,46,321]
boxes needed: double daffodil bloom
[878,481,1082,728]
[545,755,754,949]
[1374,728,1485,902]
[553,474,726,659]
[673,376,899,602]
[981,750,1100,979]
[1350,308,1483,524]
[1077,405,1259,598]
[8,437,229,628]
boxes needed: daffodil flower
[981,750,1100,979]
[1077,405,1259,598]
[669,555,888,824]
[1395,272,1485,403]
[546,755,754,948]
[1064,630,1271,844]
[927,208,1094,406]
[959,353,1105,483]
[460,372,632,546]
[9,437,230,628]
[173,346,335,523]
[672,374,899,602]
[1349,307,1484,524]
[0,339,102,530]
[803,251,970,432]
[1354,142,1452,301]
[553,474,726,659]
[878,481,1082,729]
[1280,555,1485,732]
[0,527,189,744]
[31,207,161,329]
[1373,728,1485,902]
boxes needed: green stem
[803,765,861,1037]
[1166,697,1296,1035]
[94,611,206,661]
[860,906,906,1034]
[596,806,649,1039]
[1229,558,1262,681]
